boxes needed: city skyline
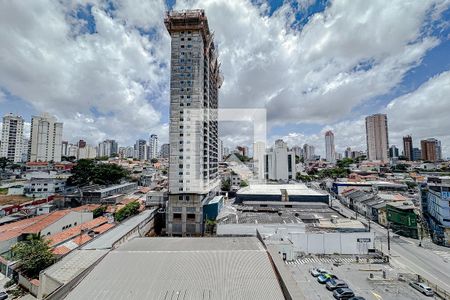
[1,1,450,158]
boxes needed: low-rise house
[386,201,418,239]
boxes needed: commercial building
[160,143,170,159]
[0,113,24,163]
[403,135,413,161]
[421,138,442,162]
[325,130,336,163]
[365,114,389,162]
[148,134,158,160]
[264,139,296,181]
[61,237,286,300]
[79,182,138,204]
[98,139,118,157]
[386,201,418,239]
[413,147,422,161]
[421,177,450,246]
[29,113,63,162]
[165,10,222,236]
[236,184,329,204]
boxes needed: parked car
[326,279,349,290]
[333,288,355,299]
[409,281,434,296]
[348,297,366,300]
[317,273,338,284]
[310,267,329,277]
[0,291,8,300]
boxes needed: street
[330,197,450,294]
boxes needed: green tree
[12,234,55,279]
[114,201,140,222]
[296,173,312,182]
[0,157,10,171]
[240,180,248,188]
[151,158,158,164]
[66,159,95,186]
[67,159,129,186]
[221,178,231,191]
[92,205,107,218]
[336,158,354,169]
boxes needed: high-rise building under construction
[165,10,222,236]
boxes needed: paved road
[330,197,450,294]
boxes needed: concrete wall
[19,273,39,297]
[42,211,93,236]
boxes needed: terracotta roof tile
[71,204,101,212]
[72,234,92,246]
[46,216,108,247]
[52,245,71,255]
[93,223,115,234]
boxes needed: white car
[310,267,329,277]
[409,281,434,296]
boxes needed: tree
[114,201,140,222]
[240,180,248,188]
[151,158,158,164]
[92,205,107,218]
[296,173,312,182]
[12,234,55,279]
[221,178,231,191]
[67,159,129,186]
[0,157,10,171]
[336,158,354,169]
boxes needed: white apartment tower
[365,114,389,162]
[165,10,222,236]
[29,113,63,162]
[325,130,336,163]
[0,113,24,163]
[148,134,159,160]
[253,141,266,181]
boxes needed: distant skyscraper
[303,144,315,161]
[218,139,224,162]
[403,135,413,161]
[421,138,442,162]
[134,139,147,161]
[291,146,303,158]
[0,113,24,163]
[29,113,63,162]
[365,114,389,162]
[389,145,399,158]
[61,141,68,157]
[148,134,159,160]
[160,143,170,159]
[165,10,221,236]
[98,140,118,157]
[412,147,422,161]
[344,147,352,159]
[78,139,86,148]
[325,130,336,163]
[253,141,266,181]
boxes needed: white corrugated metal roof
[64,237,285,300]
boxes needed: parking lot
[287,261,438,299]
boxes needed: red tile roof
[71,204,101,212]
[46,216,108,247]
[52,245,71,255]
[92,223,115,234]
[72,234,92,246]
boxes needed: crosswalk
[286,257,357,265]
[433,250,450,262]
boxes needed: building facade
[403,135,413,161]
[98,140,118,158]
[421,138,442,162]
[325,130,336,163]
[29,113,63,162]
[365,114,389,162]
[160,143,170,159]
[421,177,450,247]
[389,145,399,158]
[303,144,315,161]
[264,139,296,181]
[413,147,422,161]
[148,134,159,160]
[0,113,24,163]
[253,141,266,181]
[165,10,222,236]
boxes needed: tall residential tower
[365,114,389,162]
[0,113,24,163]
[165,10,222,236]
[403,135,413,161]
[325,130,336,163]
[29,113,63,162]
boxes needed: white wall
[41,212,93,236]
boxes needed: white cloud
[0,0,449,153]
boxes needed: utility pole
[387,222,391,255]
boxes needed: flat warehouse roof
[64,237,285,300]
[238,184,324,196]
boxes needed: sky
[0,0,450,158]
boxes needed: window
[173,213,182,220]
[185,196,190,201]
[187,213,195,220]
[181,45,185,48]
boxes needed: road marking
[372,292,382,300]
